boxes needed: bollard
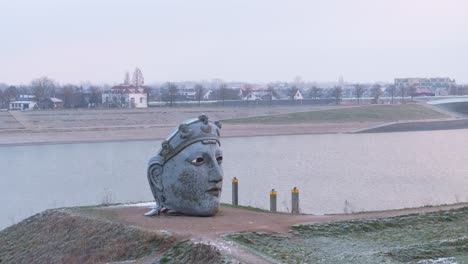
[291,187,299,214]
[270,189,277,212]
[232,177,238,206]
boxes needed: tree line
[0,76,103,109]
[2,77,467,109]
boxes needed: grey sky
[1,0,467,85]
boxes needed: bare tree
[218,84,227,106]
[332,86,343,105]
[371,84,383,104]
[216,85,239,105]
[167,82,178,106]
[31,76,57,102]
[194,84,205,106]
[309,86,322,99]
[0,89,4,108]
[385,85,396,104]
[17,85,30,96]
[449,85,458,95]
[407,85,417,101]
[89,86,102,107]
[62,85,75,108]
[4,86,18,103]
[354,84,364,104]
[132,68,144,87]
[267,85,278,105]
[399,85,407,103]
[459,85,468,95]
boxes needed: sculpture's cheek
[171,170,205,205]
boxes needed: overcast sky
[1,0,467,85]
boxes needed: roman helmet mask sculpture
[146,115,223,216]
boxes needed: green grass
[223,104,446,124]
[226,207,468,264]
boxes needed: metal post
[291,187,299,214]
[232,177,238,206]
[270,189,277,212]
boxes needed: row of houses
[99,84,306,109]
[5,76,458,110]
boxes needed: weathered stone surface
[147,115,223,216]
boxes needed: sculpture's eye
[191,156,205,165]
[216,155,223,164]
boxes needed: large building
[394,78,455,95]
[102,85,148,108]
[102,69,148,108]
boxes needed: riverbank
[0,103,456,146]
[1,203,467,263]
[357,117,468,133]
[0,105,362,146]
[0,122,387,146]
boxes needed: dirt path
[6,111,29,129]
[102,203,468,263]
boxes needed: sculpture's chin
[170,198,220,216]
[197,204,220,216]
[189,200,221,216]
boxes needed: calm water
[1,130,468,230]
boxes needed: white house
[240,88,280,101]
[102,85,148,108]
[203,89,214,100]
[177,88,196,100]
[292,90,304,100]
[9,101,38,111]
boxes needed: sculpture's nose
[209,158,223,183]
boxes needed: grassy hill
[223,104,446,124]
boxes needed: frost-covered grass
[226,207,468,263]
[0,210,173,264]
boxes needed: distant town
[1,67,466,111]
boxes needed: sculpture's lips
[206,187,222,197]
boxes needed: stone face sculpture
[146,115,223,216]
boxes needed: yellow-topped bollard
[270,189,277,212]
[232,177,238,206]
[291,187,299,214]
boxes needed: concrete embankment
[356,118,468,133]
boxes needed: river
[1,130,468,230]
